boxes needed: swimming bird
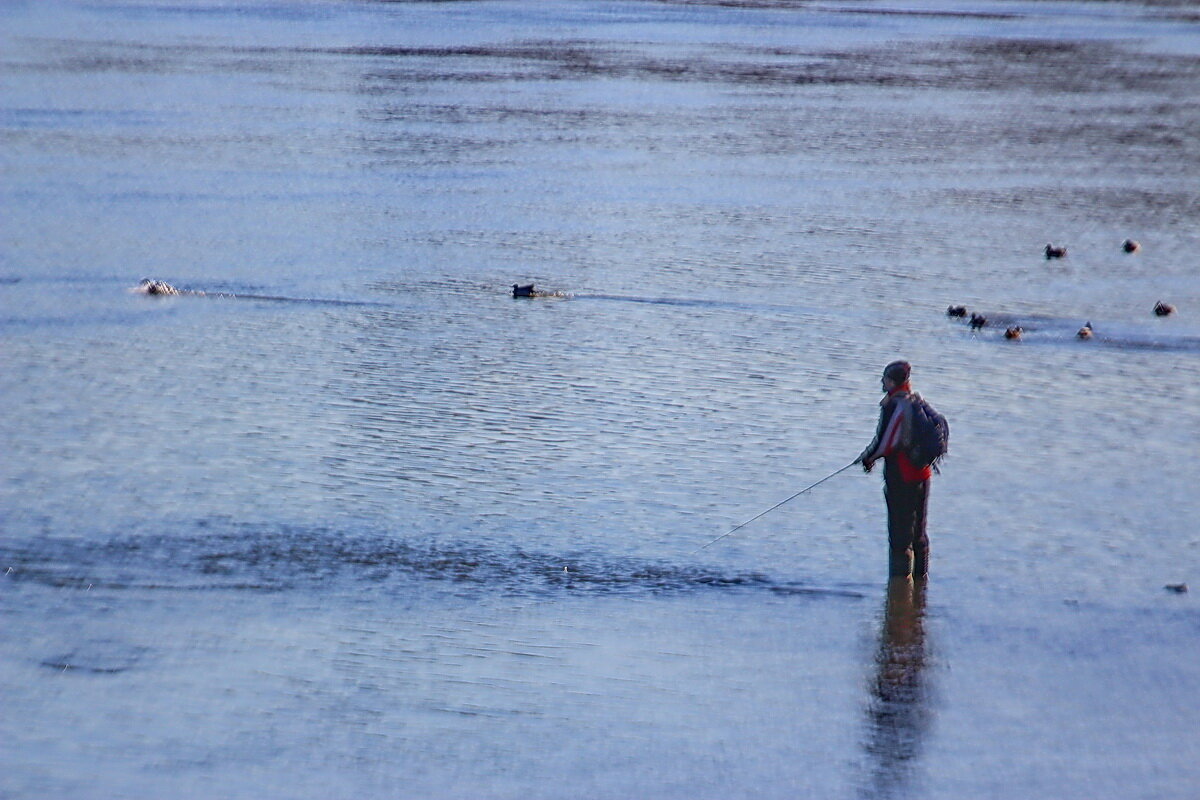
[512,283,567,299]
[1077,322,1093,340]
[1164,583,1188,594]
[969,313,987,330]
[1004,326,1023,340]
[1153,301,1176,317]
[136,278,182,296]
[1044,244,1067,259]
[946,305,968,318]
[1122,239,1141,253]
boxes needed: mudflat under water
[2,1,1199,798]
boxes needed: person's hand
[861,457,875,473]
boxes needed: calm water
[3,1,1199,797]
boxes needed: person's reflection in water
[860,577,932,799]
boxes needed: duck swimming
[136,278,182,296]
[946,305,968,318]
[1004,326,1023,340]
[1154,301,1176,317]
[1077,322,1093,340]
[969,313,987,330]
[1122,239,1141,253]
[1044,244,1067,259]
[512,283,567,298]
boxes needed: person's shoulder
[887,391,919,416]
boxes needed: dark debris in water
[1,529,863,601]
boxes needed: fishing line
[693,461,857,554]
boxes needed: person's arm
[859,399,903,470]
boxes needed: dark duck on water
[512,283,566,298]
[135,278,182,296]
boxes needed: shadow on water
[859,577,933,800]
[0,527,866,601]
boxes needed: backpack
[907,394,949,471]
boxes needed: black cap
[883,360,911,383]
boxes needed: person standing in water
[857,361,933,580]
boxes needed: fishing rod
[693,461,858,554]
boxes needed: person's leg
[885,478,915,578]
[911,481,930,579]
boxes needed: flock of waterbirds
[138,238,1179,349]
[946,239,1177,342]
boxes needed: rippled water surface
[3,1,1199,798]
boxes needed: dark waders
[884,462,929,579]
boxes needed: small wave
[39,639,150,675]
[574,293,810,315]
[205,292,386,308]
[131,280,387,308]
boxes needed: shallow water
[3,1,1199,798]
